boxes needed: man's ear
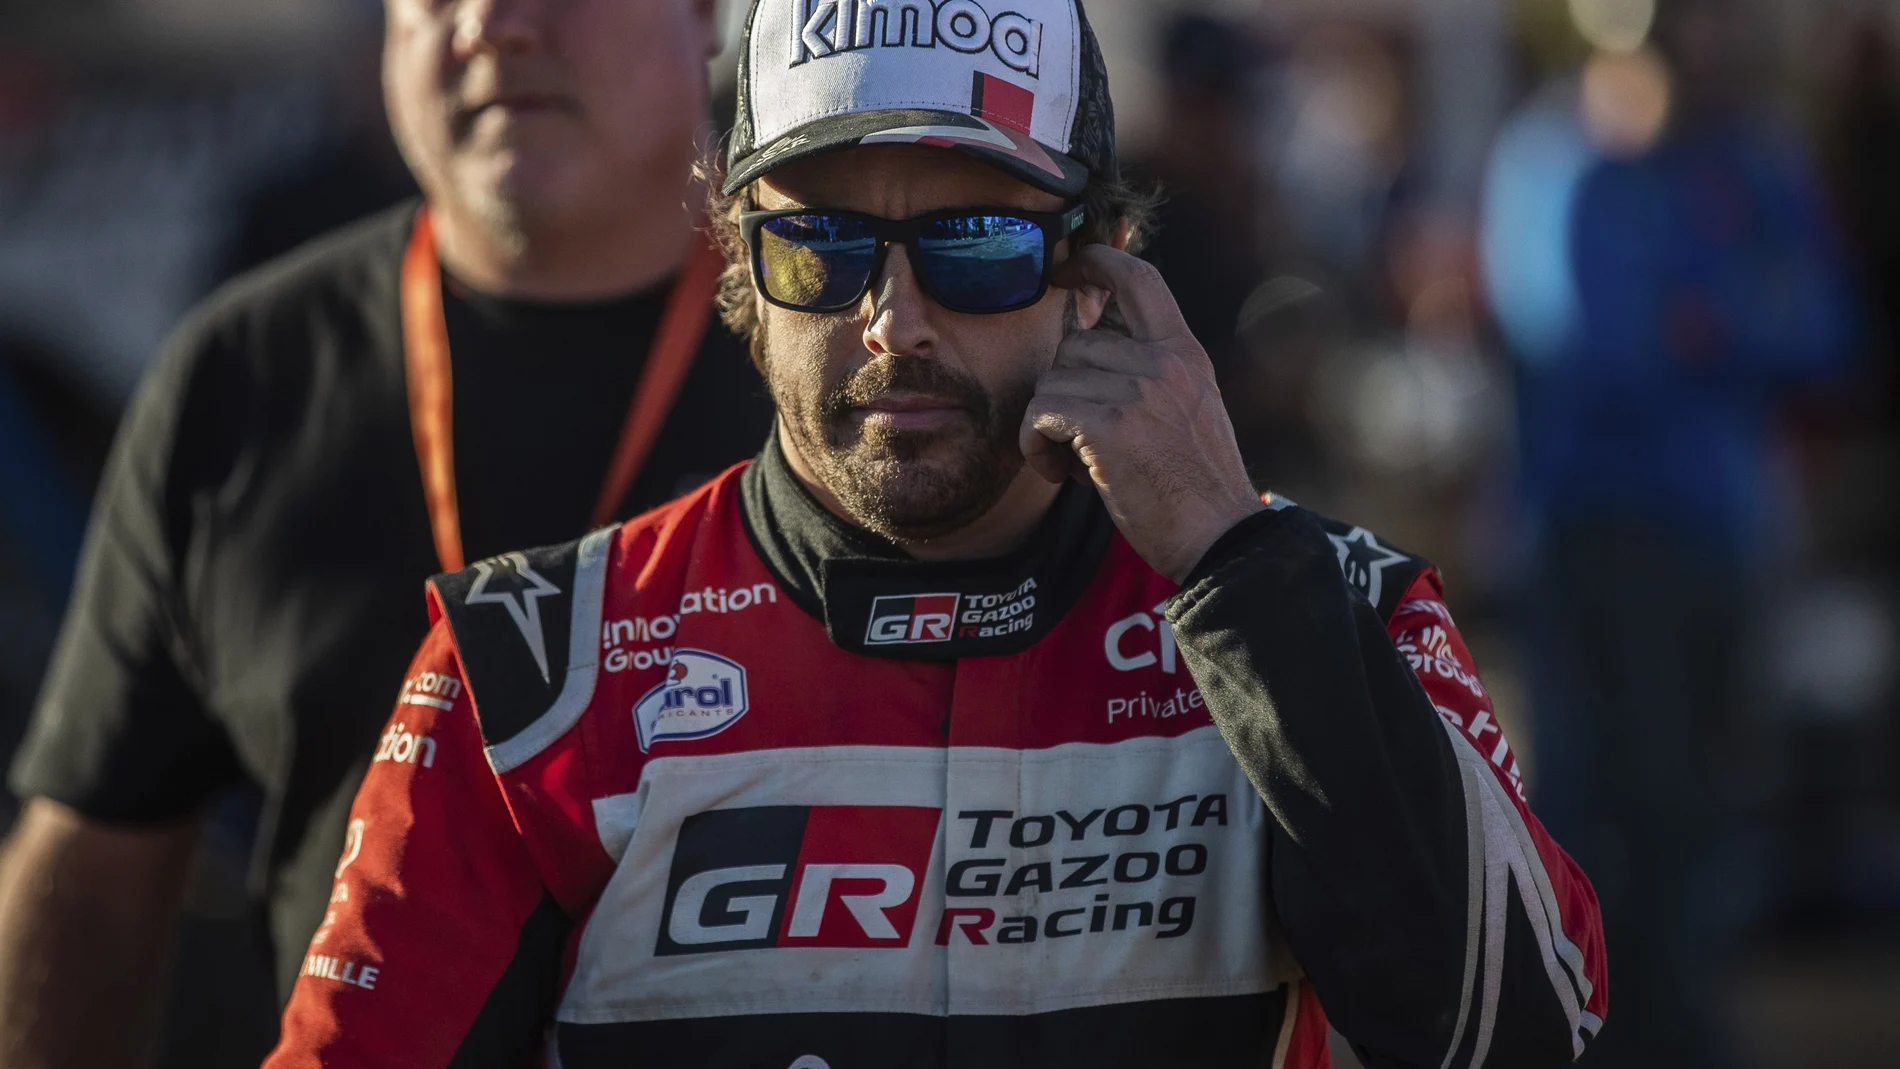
[1111,217,1131,252]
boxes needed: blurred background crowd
[0,0,1896,1066]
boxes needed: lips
[853,393,970,432]
[860,394,965,414]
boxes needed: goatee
[769,297,1076,542]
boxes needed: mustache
[820,358,993,425]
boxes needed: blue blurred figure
[1485,0,1861,1065]
[1532,110,1859,567]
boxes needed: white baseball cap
[724,0,1120,198]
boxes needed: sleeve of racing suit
[1165,508,1607,1069]
[265,620,573,1069]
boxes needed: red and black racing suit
[266,439,1606,1068]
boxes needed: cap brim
[726,109,1090,199]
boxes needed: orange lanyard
[400,206,722,572]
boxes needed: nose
[453,0,545,59]
[861,245,939,359]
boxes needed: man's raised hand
[1023,244,1264,583]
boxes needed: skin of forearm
[0,799,200,1069]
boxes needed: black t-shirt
[444,274,716,555]
[8,201,775,997]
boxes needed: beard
[768,295,1076,542]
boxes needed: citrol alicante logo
[656,805,941,956]
[865,593,959,645]
[633,649,749,751]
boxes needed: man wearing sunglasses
[268,1,1606,1067]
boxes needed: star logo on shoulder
[466,553,561,683]
[1329,527,1407,607]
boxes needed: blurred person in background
[1124,12,1339,504]
[1128,15,1274,457]
[1494,0,1862,1065]
[1785,3,1900,938]
[1271,21,1413,326]
[1820,10,1900,476]
[0,1,773,1067]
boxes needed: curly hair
[695,147,1163,358]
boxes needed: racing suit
[266,439,1606,1069]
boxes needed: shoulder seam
[483,525,617,774]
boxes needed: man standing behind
[0,0,772,1065]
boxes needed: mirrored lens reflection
[758,215,879,308]
[917,215,1045,310]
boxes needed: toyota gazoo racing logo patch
[864,593,960,645]
[865,579,1038,646]
[634,649,750,751]
[656,805,941,955]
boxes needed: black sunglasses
[739,204,1086,315]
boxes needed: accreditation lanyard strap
[400,206,723,572]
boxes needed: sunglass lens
[757,214,879,309]
[916,215,1046,311]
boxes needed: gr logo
[656,805,940,956]
[865,593,959,645]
